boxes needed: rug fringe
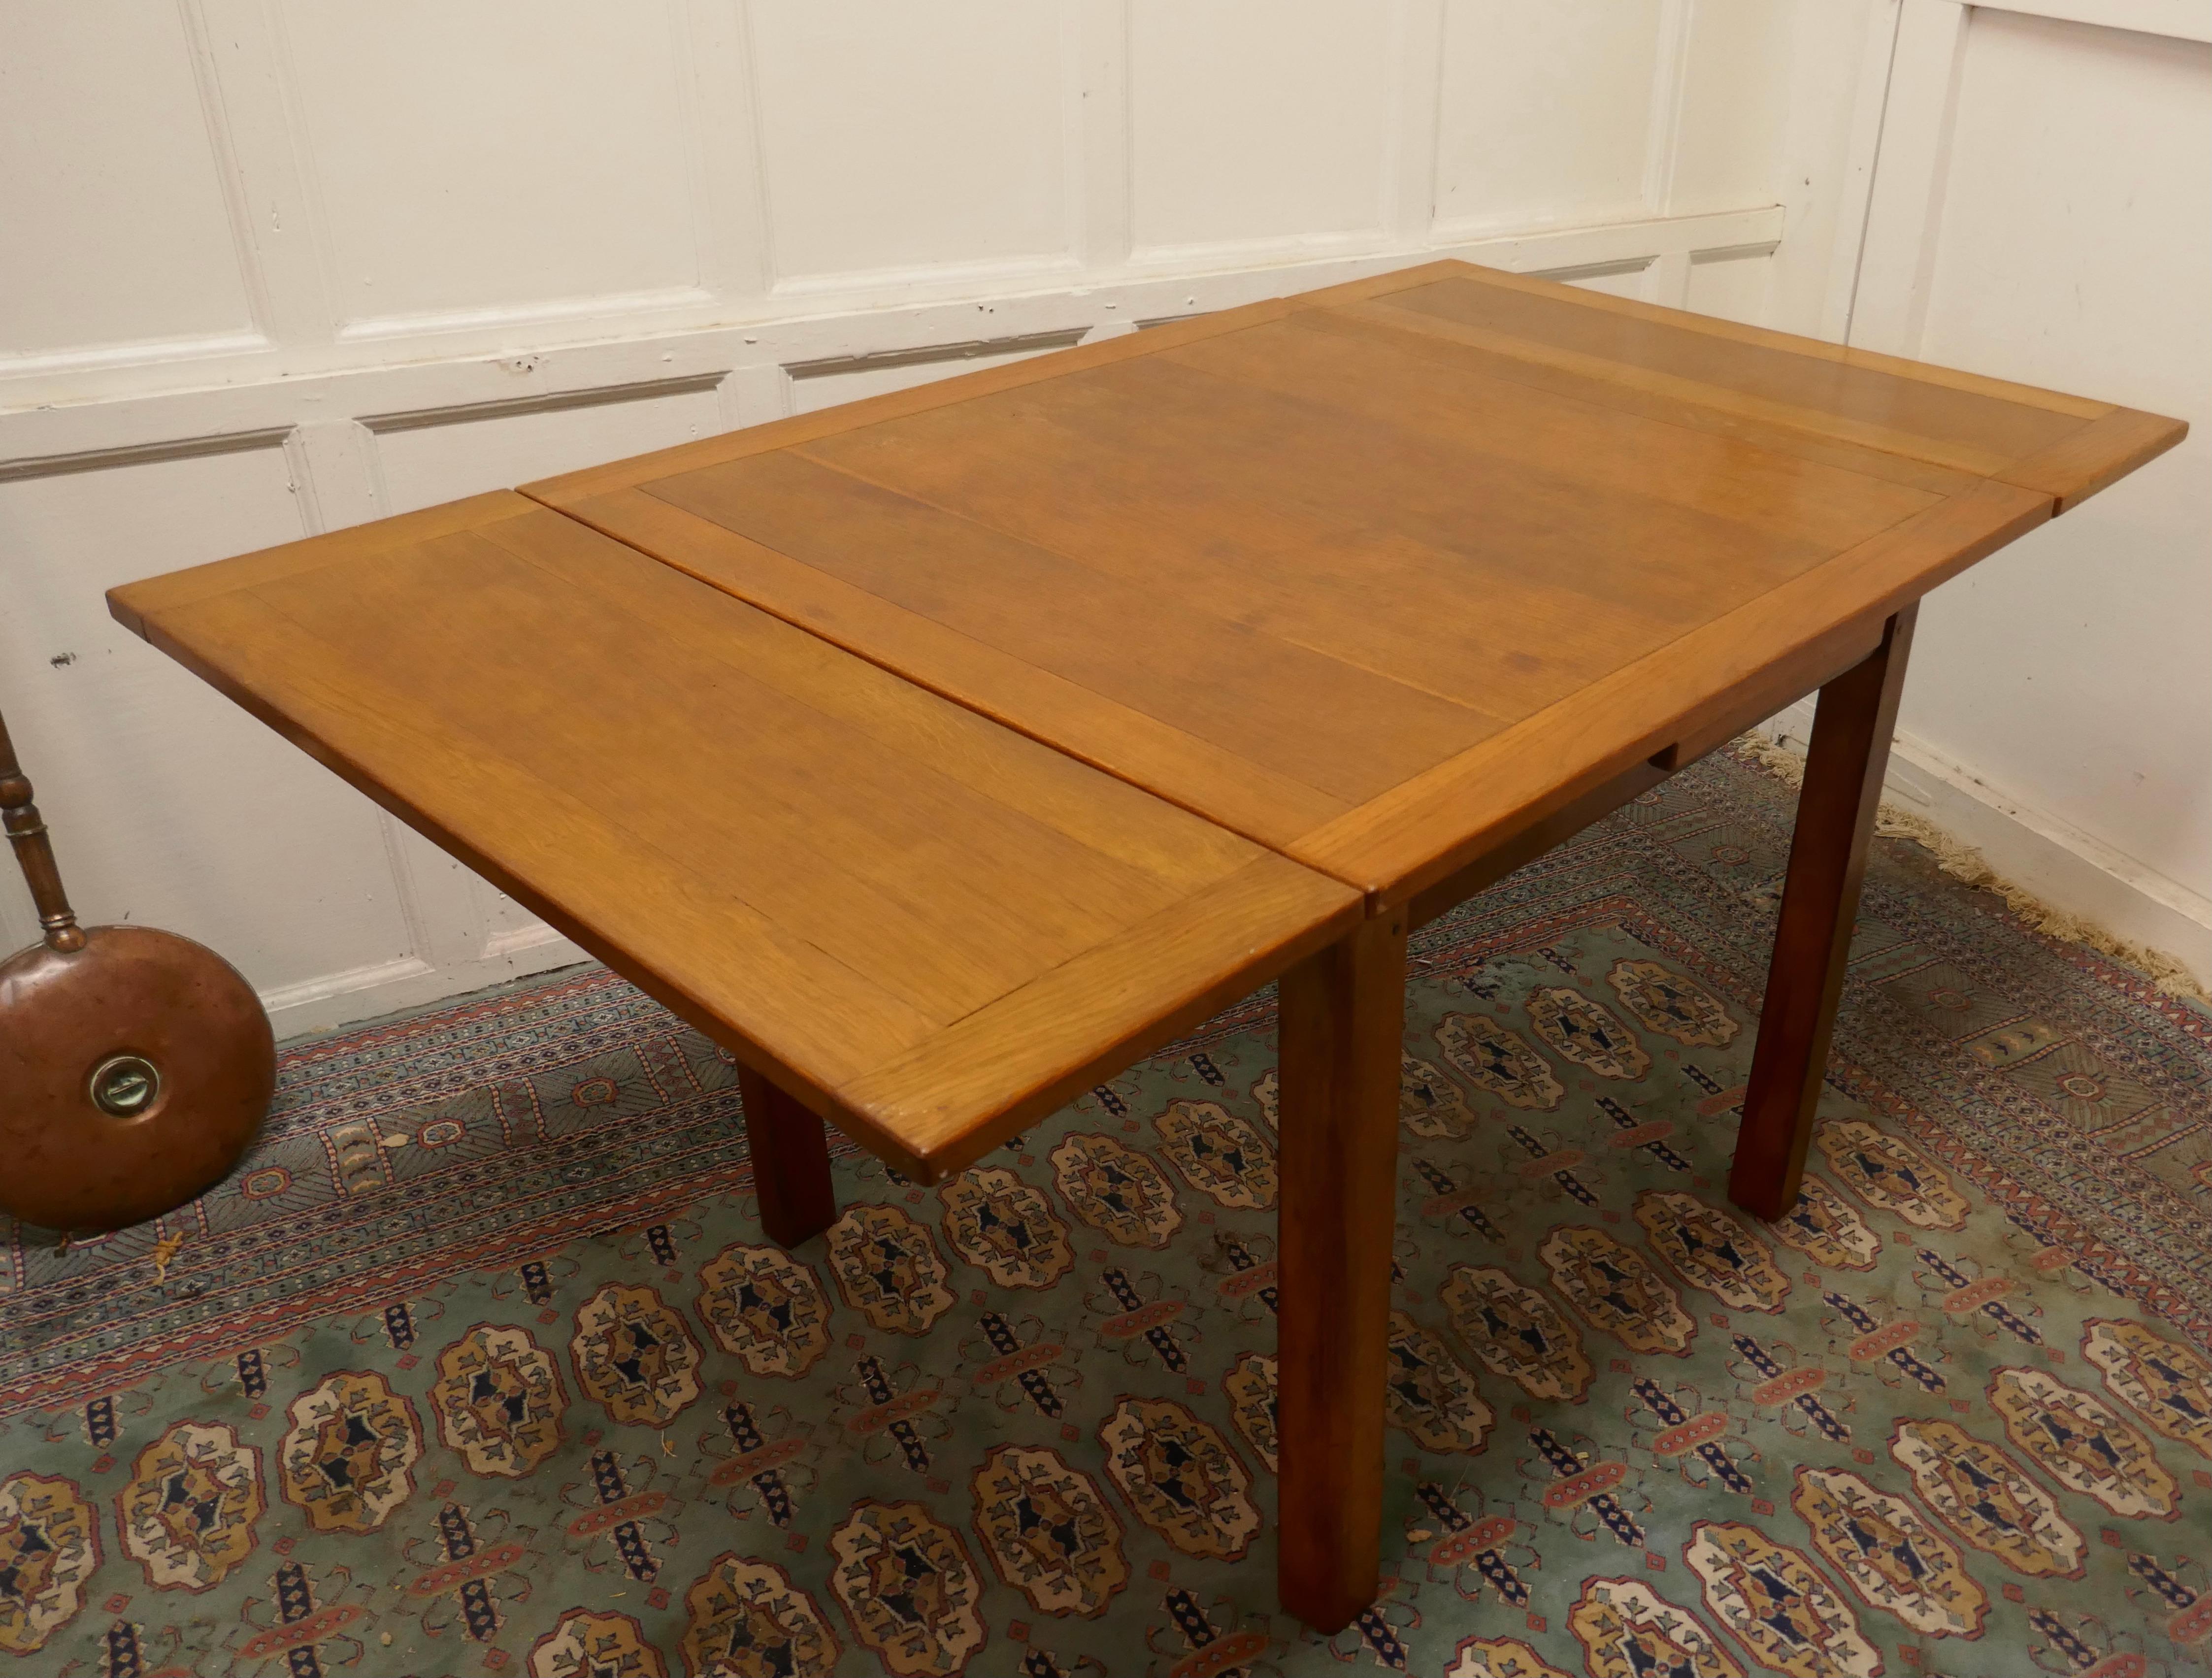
[1737,732,2211,1007]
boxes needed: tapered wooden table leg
[1277,909,1408,1633]
[1730,605,1918,1220]
[735,1064,838,1248]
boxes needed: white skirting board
[1763,699,2212,994]
[259,927,591,1042]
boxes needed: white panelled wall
[1770,0,2212,986]
[0,0,2204,1034]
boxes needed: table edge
[522,261,1472,506]
[107,491,534,632]
[1433,260,2123,421]
[1998,407,2189,513]
[1289,477,2057,907]
[106,526,1361,1186]
[835,854,1362,1181]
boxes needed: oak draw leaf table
[111,260,2183,1633]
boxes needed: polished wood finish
[1730,607,1918,1220]
[1405,757,1670,930]
[509,262,2177,1630]
[1289,481,2044,910]
[735,1064,837,1248]
[528,260,2177,914]
[1276,908,1408,1630]
[108,495,1363,1184]
[115,258,2185,1637]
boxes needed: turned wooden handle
[0,708,86,954]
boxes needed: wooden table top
[528,259,2183,912]
[107,494,1361,1179]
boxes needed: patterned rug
[4,746,2210,1678]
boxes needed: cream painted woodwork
[750,2,1074,284]
[1436,2,1673,231]
[1128,2,1398,255]
[1824,0,2211,983]
[6,0,2192,1024]
[0,446,418,997]
[0,3,259,366]
[373,385,731,517]
[281,8,708,331]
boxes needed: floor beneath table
[6,745,2208,1678]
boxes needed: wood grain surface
[529,259,2182,907]
[1276,909,1409,1630]
[112,257,2188,1640]
[1730,608,1919,1220]
[108,494,1361,1181]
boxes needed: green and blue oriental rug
[4,747,2210,1678]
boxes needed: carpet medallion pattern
[3,749,2209,1678]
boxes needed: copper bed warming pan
[0,707,273,1232]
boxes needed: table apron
[1400,606,1892,927]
